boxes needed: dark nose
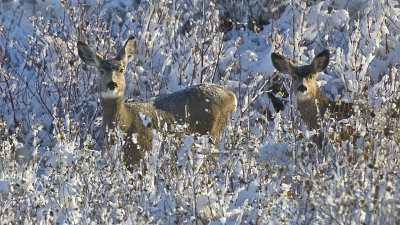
[107,82,117,90]
[298,85,307,92]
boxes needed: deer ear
[77,41,103,67]
[116,36,137,63]
[271,53,296,75]
[311,50,330,73]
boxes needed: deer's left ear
[311,50,330,73]
[77,41,104,67]
[116,36,137,63]
[271,52,296,75]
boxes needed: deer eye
[119,69,124,73]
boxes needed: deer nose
[107,82,117,90]
[298,85,307,92]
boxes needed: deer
[271,50,353,145]
[77,36,237,167]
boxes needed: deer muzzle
[107,82,118,90]
[298,85,307,92]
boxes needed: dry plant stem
[211,32,225,83]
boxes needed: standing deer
[271,50,352,136]
[77,36,237,167]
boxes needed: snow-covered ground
[0,0,399,224]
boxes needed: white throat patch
[296,91,313,102]
[101,89,123,99]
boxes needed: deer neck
[295,88,330,129]
[102,97,133,131]
[314,88,329,114]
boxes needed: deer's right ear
[311,50,330,73]
[271,53,295,75]
[77,41,103,67]
[116,36,137,63]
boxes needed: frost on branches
[0,0,399,224]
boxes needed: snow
[0,0,400,224]
[0,180,10,194]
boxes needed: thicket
[0,0,399,224]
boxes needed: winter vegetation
[0,0,399,224]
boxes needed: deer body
[78,37,237,166]
[271,50,351,130]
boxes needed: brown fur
[78,37,237,167]
[271,50,352,144]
